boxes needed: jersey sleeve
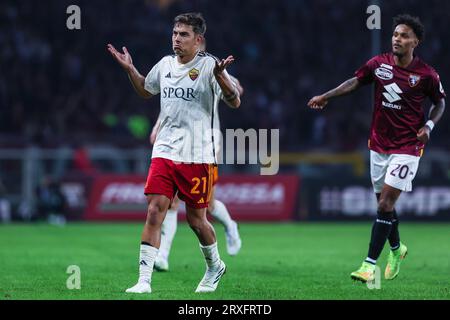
[426,71,446,104]
[144,58,164,95]
[354,56,378,85]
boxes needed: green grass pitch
[0,222,449,300]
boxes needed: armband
[425,120,435,131]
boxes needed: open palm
[107,44,133,71]
[213,55,234,76]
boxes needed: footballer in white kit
[107,12,241,294]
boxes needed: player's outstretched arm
[229,75,244,97]
[107,44,152,99]
[213,55,241,109]
[308,77,361,109]
[417,98,446,144]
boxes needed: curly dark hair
[174,12,206,35]
[393,14,425,42]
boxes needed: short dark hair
[174,12,206,35]
[393,14,425,42]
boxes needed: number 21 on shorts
[191,177,207,194]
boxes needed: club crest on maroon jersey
[408,74,421,87]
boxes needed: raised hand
[308,95,328,110]
[213,55,234,76]
[107,44,133,71]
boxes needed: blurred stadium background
[0,0,449,300]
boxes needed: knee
[378,198,395,214]
[146,203,165,226]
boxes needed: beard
[392,47,404,57]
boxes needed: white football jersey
[145,51,227,164]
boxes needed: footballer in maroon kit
[308,14,446,283]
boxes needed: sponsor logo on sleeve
[375,67,394,80]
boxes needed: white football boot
[195,260,227,293]
[125,281,151,294]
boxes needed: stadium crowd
[1,0,449,151]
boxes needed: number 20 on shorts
[390,164,409,179]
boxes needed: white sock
[365,257,377,265]
[158,209,178,260]
[210,200,234,231]
[199,242,221,269]
[138,244,158,283]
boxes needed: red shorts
[144,158,215,209]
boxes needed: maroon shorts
[144,158,215,209]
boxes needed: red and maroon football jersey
[355,52,446,156]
